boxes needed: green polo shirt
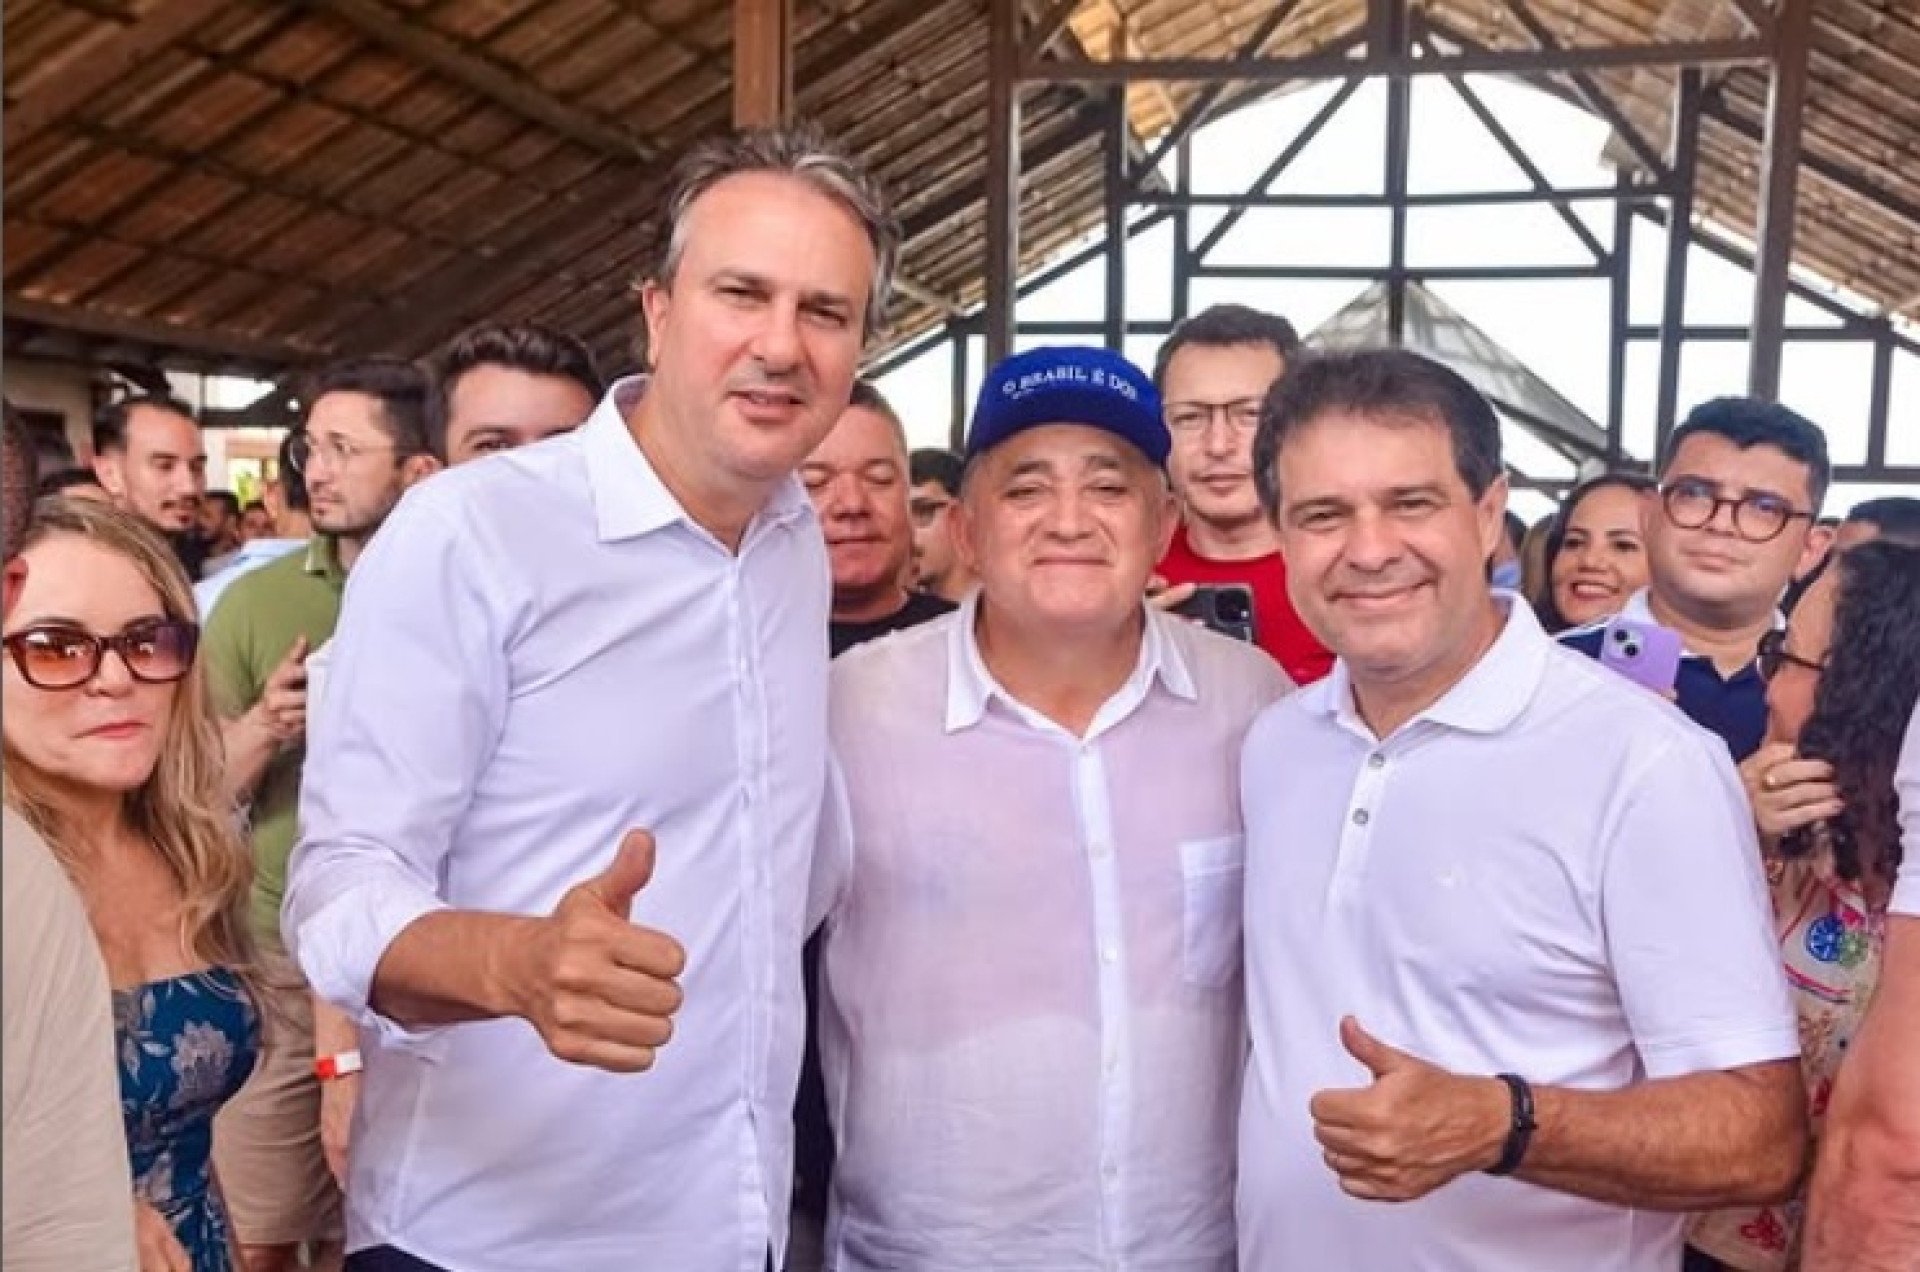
[202,537,346,942]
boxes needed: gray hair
[652,124,900,338]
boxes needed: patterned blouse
[1688,855,1884,1271]
[114,967,261,1272]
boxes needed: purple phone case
[1599,617,1684,695]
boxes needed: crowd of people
[3,122,1918,1272]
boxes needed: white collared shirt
[814,600,1290,1272]
[1894,701,1920,918]
[1237,600,1798,1272]
[283,378,830,1272]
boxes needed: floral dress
[114,967,261,1271]
[1688,856,1883,1271]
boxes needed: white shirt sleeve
[281,495,511,1041]
[1600,727,1800,1079]
[806,756,853,936]
[1892,701,1920,919]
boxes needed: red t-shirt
[1157,524,1335,685]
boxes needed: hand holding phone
[1598,617,1683,696]
[1172,584,1258,645]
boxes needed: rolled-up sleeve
[1601,728,1800,1079]
[282,492,510,1040]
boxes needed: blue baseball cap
[966,346,1168,467]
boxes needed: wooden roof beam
[3,0,237,150]
[1700,94,1920,235]
[3,295,317,369]
[309,0,659,161]
[332,0,965,356]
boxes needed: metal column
[1748,0,1812,400]
[1655,68,1702,457]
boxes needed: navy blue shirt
[1561,611,1769,762]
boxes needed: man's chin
[1185,501,1267,535]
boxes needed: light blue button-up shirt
[284,378,830,1272]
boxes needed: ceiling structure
[5,0,1918,393]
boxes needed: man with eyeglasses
[1561,397,1830,762]
[908,448,973,603]
[1150,305,1334,684]
[203,357,440,1272]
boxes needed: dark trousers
[1683,1248,1733,1272]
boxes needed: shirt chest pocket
[1180,835,1246,988]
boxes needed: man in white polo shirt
[813,346,1289,1271]
[1236,347,1807,1272]
[1802,700,1920,1270]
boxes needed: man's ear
[401,453,443,488]
[93,451,126,499]
[950,494,981,577]
[639,280,669,373]
[1796,522,1835,580]
[1479,473,1511,562]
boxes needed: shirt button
[1368,752,1386,769]
[1352,809,1370,827]
[1089,840,1111,858]
[1102,1161,1120,1184]
[1100,945,1118,965]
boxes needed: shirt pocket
[1180,835,1246,988]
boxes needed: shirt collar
[943,593,1198,736]
[578,376,812,546]
[303,535,345,585]
[1620,587,1784,658]
[1306,597,1550,740]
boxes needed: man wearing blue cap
[807,346,1290,1270]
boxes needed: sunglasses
[2,619,199,691]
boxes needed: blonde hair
[3,497,256,990]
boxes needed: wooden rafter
[3,0,239,150]
[3,295,318,367]
[309,0,659,161]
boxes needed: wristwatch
[1486,1072,1536,1176]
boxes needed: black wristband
[1486,1073,1536,1177]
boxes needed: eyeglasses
[1660,478,1813,544]
[909,495,952,528]
[1757,629,1825,682]
[2,619,199,691]
[286,431,402,475]
[1163,399,1264,434]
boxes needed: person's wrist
[484,915,543,1022]
[1473,1075,1512,1172]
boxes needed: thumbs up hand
[1306,1016,1512,1202]
[512,829,688,1073]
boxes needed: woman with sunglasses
[2,497,259,1272]
[1689,538,1920,1271]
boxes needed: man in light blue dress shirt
[283,126,898,1272]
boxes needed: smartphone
[1173,584,1259,645]
[1598,616,1683,696]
